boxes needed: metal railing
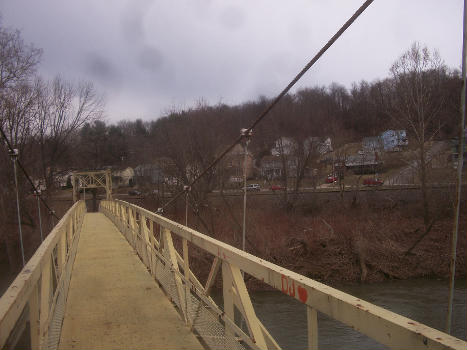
[100,199,466,350]
[0,200,86,350]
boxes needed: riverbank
[140,188,467,286]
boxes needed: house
[135,158,180,186]
[260,156,282,179]
[266,136,331,179]
[381,130,408,151]
[112,167,135,187]
[260,155,297,179]
[305,137,333,155]
[345,152,383,174]
[134,164,164,185]
[55,171,74,189]
[33,179,47,192]
[223,143,254,182]
[271,137,297,156]
[272,136,332,157]
[362,136,383,152]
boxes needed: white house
[272,136,332,157]
[305,137,333,155]
[271,137,297,156]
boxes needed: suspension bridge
[0,168,466,350]
[1,0,466,348]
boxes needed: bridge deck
[59,212,202,349]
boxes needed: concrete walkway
[59,213,203,349]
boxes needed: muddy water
[249,279,466,349]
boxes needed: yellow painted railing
[100,199,466,350]
[0,200,86,350]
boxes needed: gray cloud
[1,0,464,121]
[85,53,120,87]
[120,0,152,44]
[138,46,164,72]
[219,6,245,30]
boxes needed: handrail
[0,200,86,350]
[100,199,466,350]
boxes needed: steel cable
[160,0,375,211]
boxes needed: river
[248,279,466,349]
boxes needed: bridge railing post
[121,204,128,240]
[28,284,40,349]
[57,232,66,278]
[120,203,126,237]
[140,215,150,267]
[182,238,190,326]
[131,207,138,249]
[307,306,318,350]
[39,257,52,347]
[148,220,156,277]
[162,228,187,321]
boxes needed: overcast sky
[0,0,464,122]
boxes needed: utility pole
[50,210,56,228]
[446,0,467,334]
[240,128,252,252]
[35,190,44,242]
[184,185,191,226]
[10,148,25,266]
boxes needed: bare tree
[389,42,448,227]
[0,81,40,272]
[0,25,42,272]
[35,77,104,187]
[0,82,38,150]
[0,25,41,89]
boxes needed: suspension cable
[160,0,375,212]
[0,125,60,219]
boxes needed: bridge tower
[72,169,112,203]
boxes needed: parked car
[363,178,383,186]
[270,184,284,191]
[326,174,338,183]
[128,190,142,196]
[245,184,261,191]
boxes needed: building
[55,171,74,189]
[381,130,408,151]
[260,155,297,179]
[305,137,333,155]
[271,137,297,156]
[135,158,179,186]
[112,167,135,187]
[345,152,383,174]
[134,164,163,185]
[272,136,332,157]
[362,136,383,152]
[223,143,254,182]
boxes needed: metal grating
[45,221,82,350]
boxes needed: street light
[240,128,253,253]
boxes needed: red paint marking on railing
[298,285,308,303]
